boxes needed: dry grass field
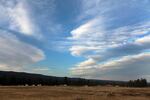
[0,86,150,100]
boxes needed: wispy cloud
[71,52,150,81]
[0,0,62,40]
[8,1,35,35]
[0,0,40,37]
[69,0,150,80]
[0,29,45,71]
[0,0,150,79]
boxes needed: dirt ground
[0,86,150,100]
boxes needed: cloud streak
[69,0,150,80]
[71,52,150,81]
[0,0,40,37]
[0,29,45,71]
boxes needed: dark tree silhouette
[0,71,148,87]
[64,77,68,85]
[127,78,148,87]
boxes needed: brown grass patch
[0,86,150,100]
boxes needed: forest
[0,71,148,87]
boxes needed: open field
[0,86,150,100]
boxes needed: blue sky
[0,0,150,81]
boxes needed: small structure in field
[25,84,29,86]
[63,84,67,86]
[37,84,42,86]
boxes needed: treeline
[127,78,148,87]
[0,71,126,86]
[0,71,149,87]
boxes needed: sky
[0,0,150,81]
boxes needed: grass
[0,86,150,100]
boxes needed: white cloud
[78,0,110,20]
[135,35,150,45]
[0,29,45,71]
[69,45,101,56]
[69,0,150,80]
[70,17,104,40]
[8,1,34,35]
[99,52,150,70]
[71,52,150,81]
[69,19,150,57]
[77,58,96,67]
[0,0,41,38]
